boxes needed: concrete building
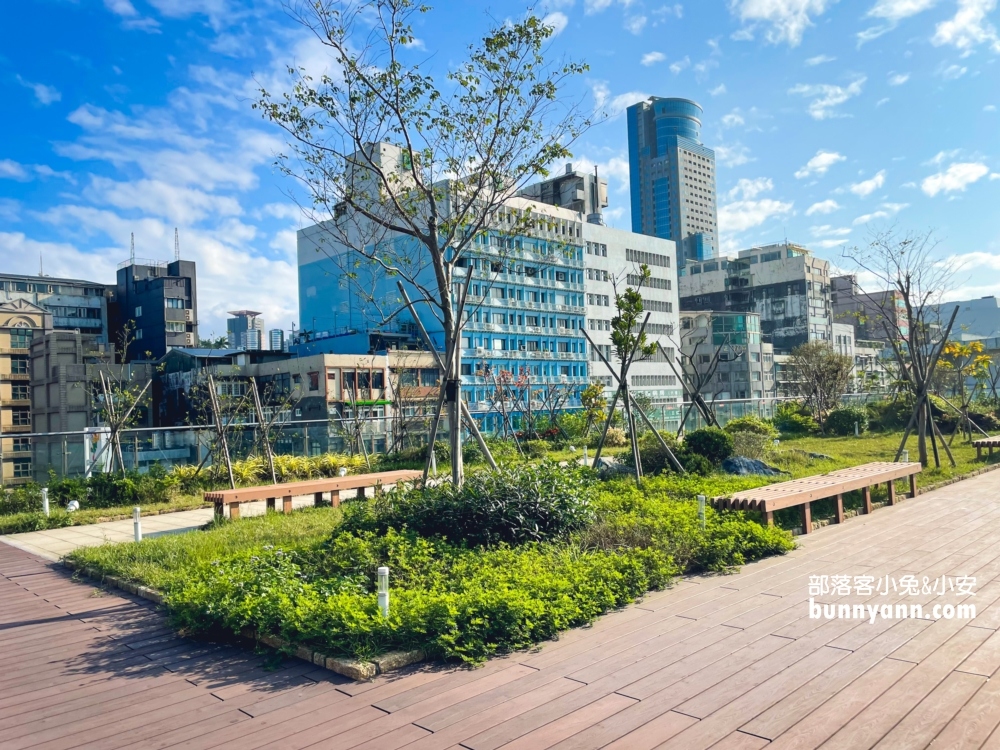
[831,275,909,345]
[933,296,1000,340]
[110,258,198,360]
[0,272,109,345]
[1,300,52,485]
[518,164,608,225]
[679,311,775,402]
[627,97,718,267]
[227,310,264,351]
[679,243,833,354]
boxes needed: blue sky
[1,0,999,337]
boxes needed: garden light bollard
[697,495,706,530]
[855,421,859,437]
[377,566,389,618]
[41,488,50,517]
[133,507,142,543]
[901,450,910,463]
[583,446,588,465]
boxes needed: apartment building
[679,311,775,401]
[679,243,834,354]
[110,258,198,360]
[0,273,109,345]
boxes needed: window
[11,356,28,374]
[134,306,143,317]
[12,408,30,426]
[12,384,28,400]
[165,298,185,309]
[13,458,31,479]
[9,328,32,349]
[751,352,760,362]
[308,372,320,391]
[136,329,143,340]
[12,437,30,453]
[165,321,186,332]
[420,369,439,386]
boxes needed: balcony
[5,424,31,433]
[0,373,30,381]
[0,398,30,407]
[0,347,30,355]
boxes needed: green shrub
[47,473,89,505]
[603,427,628,447]
[462,440,483,465]
[866,398,911,431]
[0,511,73,534]
[723,415,778,439]
[342,463,596,547]
[0,484,44,515]
[87,465,178,508]
[684,428,733,465]
[729,431,774,460]
[524,440,549,458]
[824,406,869,436]
[774,402,818,435]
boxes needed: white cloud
[794,150,846,178]
[709,84,728,95]
[542,11,569,35]
[852,201,907,224]
[0,160,29,180]
[805,54,835,65]
[103,0,160,30]
[625,15,648,34]
[876,97,890,106]
[719,197,794,233]
[932,0,1000,53]
[721,111,745,127]
[789,77,866,119]
[728,0,837,47]
[16,75,61,105]
[715,143,754,167]
[867,0,938,21]
[566,155,631,195]
[728,177,775,200]
[642,51,667,66]
[992,173,1000,180]
[83,176,243,224]
[585,0,613,13]
[850,169,886,197]
[921,162,990,196]
[939,63,968,80]
[810,224,852,237]
[592,82,650,117]
[806,199,841,215]
[670,56,691,74]
[888,72,910,85]
[986,104,998,111]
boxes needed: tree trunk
[622,383,642,486]
[448,338,464,487]
[916,400,928,466]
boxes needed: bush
[603,427,628,447]
[774,402,818,435]
[723,415,778,439]
[684,428,733,465]
[824,406,869,436]
[0,483,43,515]
[729,431,774,460]
[524,440,549,458]
[866,398,911,431]
[462,440,483,465]
[87,465,178,509]
[342,463,596,547]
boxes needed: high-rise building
[0,273,109,345]
[1,300,52,485]
[269,329,286,352]
[227,311,264,351]
[110,258,199,360]
[627,97,718,267]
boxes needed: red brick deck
[3,467,1000,749]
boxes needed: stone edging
[60,558,423,681]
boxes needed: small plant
[723,415,778,439]
[684,427,734,465]
[773,401,818,435]
[524,440,549,458]
[824,406,870,436]
[603,427,628,447]
[729,431,774,461]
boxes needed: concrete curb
[60,558,423,681]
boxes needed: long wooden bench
[711,461,922,534]
[205,470,422,520]
[973,436,1000,460]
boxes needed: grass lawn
[0,494,211,535]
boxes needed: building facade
[933,296,1000,340]
[679,311,775,402]
[518,163,608,225]
[0,273,109,345]
[110,258,199,360]
[831,275,909,345]
[627,97,718,267]
[227,310,264,351]
[679,243,833,354]
[1,300,52,485]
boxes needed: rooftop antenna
[130,232,135,264]
[174,228,180,261]
[39,251,43,277]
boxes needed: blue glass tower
[627,97,718,267]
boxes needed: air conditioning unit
[185,333,195,346]
[475,348,487,357]
[183,309,193,322]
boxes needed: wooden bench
[711,461,922,534]
[973,436,1000,460]
[205,470,422,520]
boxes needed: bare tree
[256,0,590,486]
[843,227,962,466]
[788,341,854,433]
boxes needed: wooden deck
[4,466,1000,749]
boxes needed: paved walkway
[0,496,320,560]
[3,469,1000,748]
